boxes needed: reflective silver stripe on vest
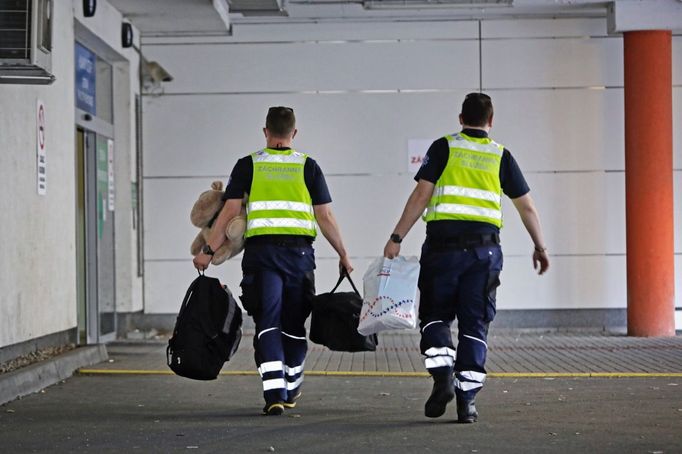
[247,218,315,230]
[248,200,313,214]
[448,135,503,156]
[252,150,306,164]
[426,203,502,220]
[435,185,501,204]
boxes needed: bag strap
[177,276,201,319]
[330,268,360,296]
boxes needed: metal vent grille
[0,0,31,60]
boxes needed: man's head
[459,92,493,129]
[265,106,296,139]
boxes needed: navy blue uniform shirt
[415,129,530,239]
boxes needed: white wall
[141,18,681,316]
[0,2,77,347]
[0,0,142,348]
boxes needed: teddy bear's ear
[190,191,225,227]
[211,180,223,191]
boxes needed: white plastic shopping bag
[357,256,420,336]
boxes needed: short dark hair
[461,92,493,127]
[266,106,296,137]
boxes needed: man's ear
[458,114,463,126]
[488,114,494,128]
[291,128,298,140]
[263,127,268,138]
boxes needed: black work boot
[456,396,478,423]
[424,373,455,418]
[262,402,284,416]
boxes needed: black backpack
[167,274,242,380]
[309,271,378,352]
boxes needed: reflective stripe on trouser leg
[280,269,314,402]
[454,333,488,399]
[420,320,456,376]
[454,370,486,394]
[255,327,286,403]
[282,330,307,398]
[424,346,456,372]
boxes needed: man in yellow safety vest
[384,92,550,423]
[194,106,353,415]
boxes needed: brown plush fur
[190,181,246,265]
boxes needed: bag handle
[330,268,360,296]
[177,276,200,319]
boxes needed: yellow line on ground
[77,369,682,378]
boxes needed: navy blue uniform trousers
[418,241,503,400]
[240,243,315,405]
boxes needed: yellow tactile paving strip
[79,332,682,378]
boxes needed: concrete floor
[1,332,681,453]
[1,374,681,453]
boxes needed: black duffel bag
[310,271,378,352]
[167,273,242,380]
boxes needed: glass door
[76,128,116,343]
[95,134,116,341]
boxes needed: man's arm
[383,179,435,258]
[193,198,243,270]
[313,203,353,274]
[511,193,550,275]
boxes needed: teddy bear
[190,181,247,266]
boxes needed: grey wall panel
[489,88,625,172]
[144,260,243,314]
[231,21,479,43]
[497,255,626,310]
[672,87,682,170]
[499,172,626,256]
[482,37,623,88]
[316,174,426,259]
[143,40,479,94]
[673,170,682,254]
[143,21,479,45]
[143,178,222,261]
[481,18,607,39]
[674,36,681,86]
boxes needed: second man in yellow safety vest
[384,92,550,423]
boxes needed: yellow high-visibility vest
[245,148,316,238]
[423,132,504,228]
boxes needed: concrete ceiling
[107,0,682,38]
[107,0,230,35]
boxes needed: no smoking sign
[37,99,47,195]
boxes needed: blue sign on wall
[75,43,96,115]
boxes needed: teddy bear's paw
[226,215,246,240]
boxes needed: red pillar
[624,30,675,337]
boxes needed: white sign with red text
[407,139,431,173]
[36,99,47,195]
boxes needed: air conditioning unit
[0,0,55,84]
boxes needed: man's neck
[266,139,292,149]
[461,124,490,133]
